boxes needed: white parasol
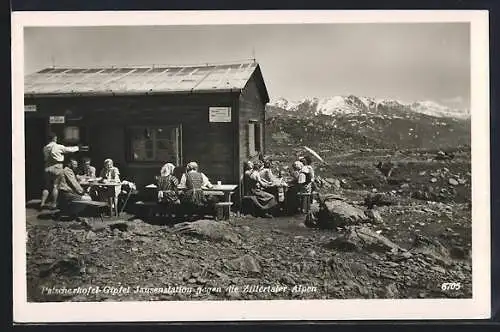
[303,146,327,164]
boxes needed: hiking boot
[47,204,58,210]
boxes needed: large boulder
[316,197,369,229]
[326,226,402,253]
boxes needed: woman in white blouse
[98,158,121,215]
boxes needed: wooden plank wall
[24,93,240,192]
[239,74,266,166]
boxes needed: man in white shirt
[40,132,79,210]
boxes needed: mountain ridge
[264,95,471,154]
[269,95,470,120]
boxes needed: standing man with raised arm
[39,132,79,210]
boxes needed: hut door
[25,117,47,200]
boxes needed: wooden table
[202,184,238,203]
[79,180,122,216]
[172,184,238,202]
[204,185,238,221]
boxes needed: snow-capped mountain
[272,97,300,110]
[409,100,471,119]
[269,95,470,120]
[265,95,471,153]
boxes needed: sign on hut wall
[49,116,65,124]
[24,105,37,112]
[209,107,231,123]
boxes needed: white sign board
[49,116,65,124]
[209,107,231,123]
[24,105,37,112]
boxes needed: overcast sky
[24,24,470,109]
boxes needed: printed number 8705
[441,283,461,291]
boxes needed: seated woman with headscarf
[242,161,278,218]
[178,162,213,215]
[157,162,180,206]
[98,158,121,215]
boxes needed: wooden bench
[135,200,176,217]
[215,202,233,221]
[136,200,234,221]
[73,200,108,222]
[135,201,161,217]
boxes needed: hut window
[128,126,179,163]
[63,126,80,143]
[248,122,262,156]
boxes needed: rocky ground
[25,148,472,303]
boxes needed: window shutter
[260,123,264,152]
[255,123,262,152]
[248,123,255,156]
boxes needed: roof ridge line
[25,60,265,97]
[36,59,258,72]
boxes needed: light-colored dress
[243,170,278,211]
[259,167,276,185]
[99,166,122,199]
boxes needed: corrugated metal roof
[25,61,263,97]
